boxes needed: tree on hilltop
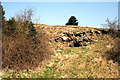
[65,16,79,26]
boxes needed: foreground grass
[2,35,119,78]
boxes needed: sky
[2,2,118,28]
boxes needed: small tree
[15,8,37,37]
[102,18,120,38]
[3,17,16,36]
[28,21,37,37]
[65,16,79,26]
[0,2,5,28]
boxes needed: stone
[65,38,71,42]
[68,41,74,47]
[83,43,87,46]
[73,37,77,42]
[87,30,94,36]
[55,37,60,42]
[89,39,94,42]
[78,42,82,46]
[94,31,101,34]
[63,32,68,34]
[74,41,79,47]
[62,33,65,36]
[75,37,80,42]
[62,36,69,41]
[55,39,58,42]
[74,32,81,37]
[54,37,64,43]
[87,42,90,44]
[83,38,88,42]
[100,30,108,34]
[67,33,73,38]
[83,32,86,35]
[78,38,83,42]
[88,37,93,42]
[87,30,94,33]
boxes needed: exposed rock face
[54,29,101,47]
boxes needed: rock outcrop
[54,30,101,47]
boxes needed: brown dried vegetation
[2,8,54,70]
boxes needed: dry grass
[2,24,119,78]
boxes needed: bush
[2,7,54,70]
[105,38,120,63]
[102,18,120,64]
[2,30,53,70]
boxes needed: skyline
[2,2,118,28]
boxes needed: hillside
[2,24,119,78]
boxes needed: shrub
[105,38,120,63]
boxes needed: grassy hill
[2,24,119,78]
